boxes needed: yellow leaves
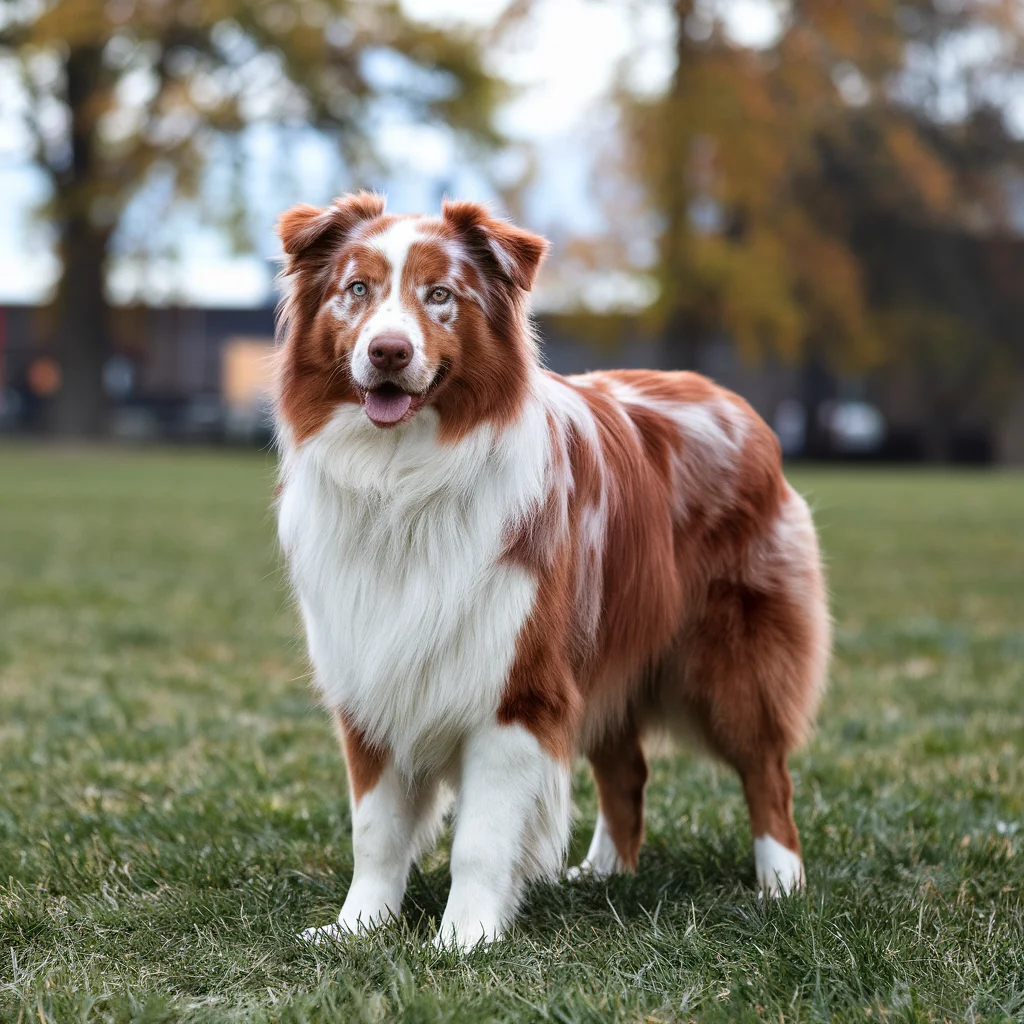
[625,28,868,364]
[788,220,880,368]
[796,0,901,66]
[668,50,791,211]
[30,0,111,48]
[613,0,1023,374]
[687,229,804,363]
[13,0,501,265]
[29,0,233,47]
[799,0,863,60]
[885,125,955,216]
[659,206,877,367]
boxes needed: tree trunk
[51,219,110,437]
[49,44,111,438]
[660,0,697,371]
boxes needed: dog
[272,193,830,949]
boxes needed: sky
[0,0,785,308]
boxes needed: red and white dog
[273,193,830,949]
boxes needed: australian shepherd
[273,193,830,949]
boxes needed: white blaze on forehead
[369,217,430,298]
[350,217,433,390]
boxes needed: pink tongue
[365,388,412,425]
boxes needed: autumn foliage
[0,0,499,435]
[614,0,1024,455]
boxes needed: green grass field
[1,447,1022,1023]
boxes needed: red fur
[276,194,830,881]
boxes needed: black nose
[368,334,413,372]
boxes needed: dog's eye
[350,281,367,297]
[428,286,451,304]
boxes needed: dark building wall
[3,300,1017,460]
[0,302,828,443]
[4,304,678,400]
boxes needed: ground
[0,447,1021,1023]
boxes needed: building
[1,302,1018,462]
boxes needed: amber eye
[428,286,451,304]
[350,281,367,297]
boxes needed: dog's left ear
[442,200,548,292]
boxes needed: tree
[0,0,500,436]
[618,0,880,371]
[612,0,1024,457]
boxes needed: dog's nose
[368,334,413,372]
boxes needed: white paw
[299,904,399,945]
[431,930,491,953]
[299,923,351,946]
[433,915,502,952]
[565,856,622,881]
[572,814,627,880]
[757,878,805,899]
[754,835,805,897]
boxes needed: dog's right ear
[277,191,387,260]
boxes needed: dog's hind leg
[674,490,828,896]
[568,723,648,879]
[740,748,805,895]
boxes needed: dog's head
[275,192,548,442]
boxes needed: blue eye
[351,281,367,296]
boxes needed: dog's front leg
[302,757,423,944]
[338,761,422,930]
[436,722,570,950]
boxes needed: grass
[0,446,1022,1023]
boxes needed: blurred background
[1,0,1023,462]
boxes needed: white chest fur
[277,401,551,777]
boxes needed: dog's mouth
[364,382,414,427]
[360,364,448,429]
